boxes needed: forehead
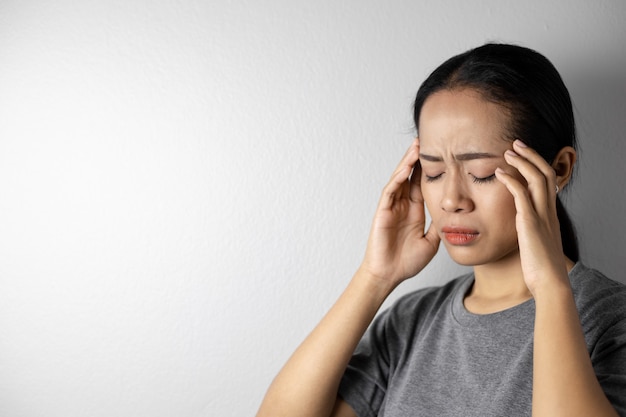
[418,88,512,153]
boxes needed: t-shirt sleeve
[591,315,626,416]
[576,266,626,416]
[337,284,452,417]
[338,307,394,417]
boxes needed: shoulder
[569,263,626,341]
[570,263,626,309]
[361,274,472,355]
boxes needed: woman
[256,43,626,417]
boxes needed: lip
[441,227,479,245]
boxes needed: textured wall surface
[0,1,624,416]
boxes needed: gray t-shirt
[338,263,626,417]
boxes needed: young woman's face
[418,88,523,267]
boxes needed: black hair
[413,43,579,261]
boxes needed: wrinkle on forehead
[417,88,513,158]
[419,152,499,162]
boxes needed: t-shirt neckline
[451,263,583,328]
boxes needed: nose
[440,174,474,213]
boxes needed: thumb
[423,221,441,248]
[409,161,423,203]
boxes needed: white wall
[0,1,624,416]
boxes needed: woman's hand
[494,140,571,295]
[359,138,440,288]
[496,141,619,417]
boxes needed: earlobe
[551,146,577,190]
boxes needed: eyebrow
[419,152,498,162]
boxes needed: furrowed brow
[455,152,498,161]
[419,152,499,162]
[419,154,443,162]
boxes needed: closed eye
[472,173,496,184]
[424,173,443,183]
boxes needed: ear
[551,146,577,190]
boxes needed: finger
[379,166,410,210]
[494,167,537,219]
[423,220,441,247]
[503,149,555,214]
[379,140,419,210]
[390,138,420,179]
[495,166,561,247]
[513,140,558,200]
[409,159,423,203]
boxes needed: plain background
[1,1,625,416]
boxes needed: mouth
[441,227,479,246]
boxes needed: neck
[465,253,576,314]
[467,257,528,313]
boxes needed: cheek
[486,189,518,222]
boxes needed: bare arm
[256,269,392,417]
[255,139,440,417]
[532,281,618,417]
[496,140,618,417]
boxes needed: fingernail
[505,150,517,157]
[514,140,528,148]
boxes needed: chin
[443,246,482,266]
[444,244,519,267]
[450,257,481,267]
